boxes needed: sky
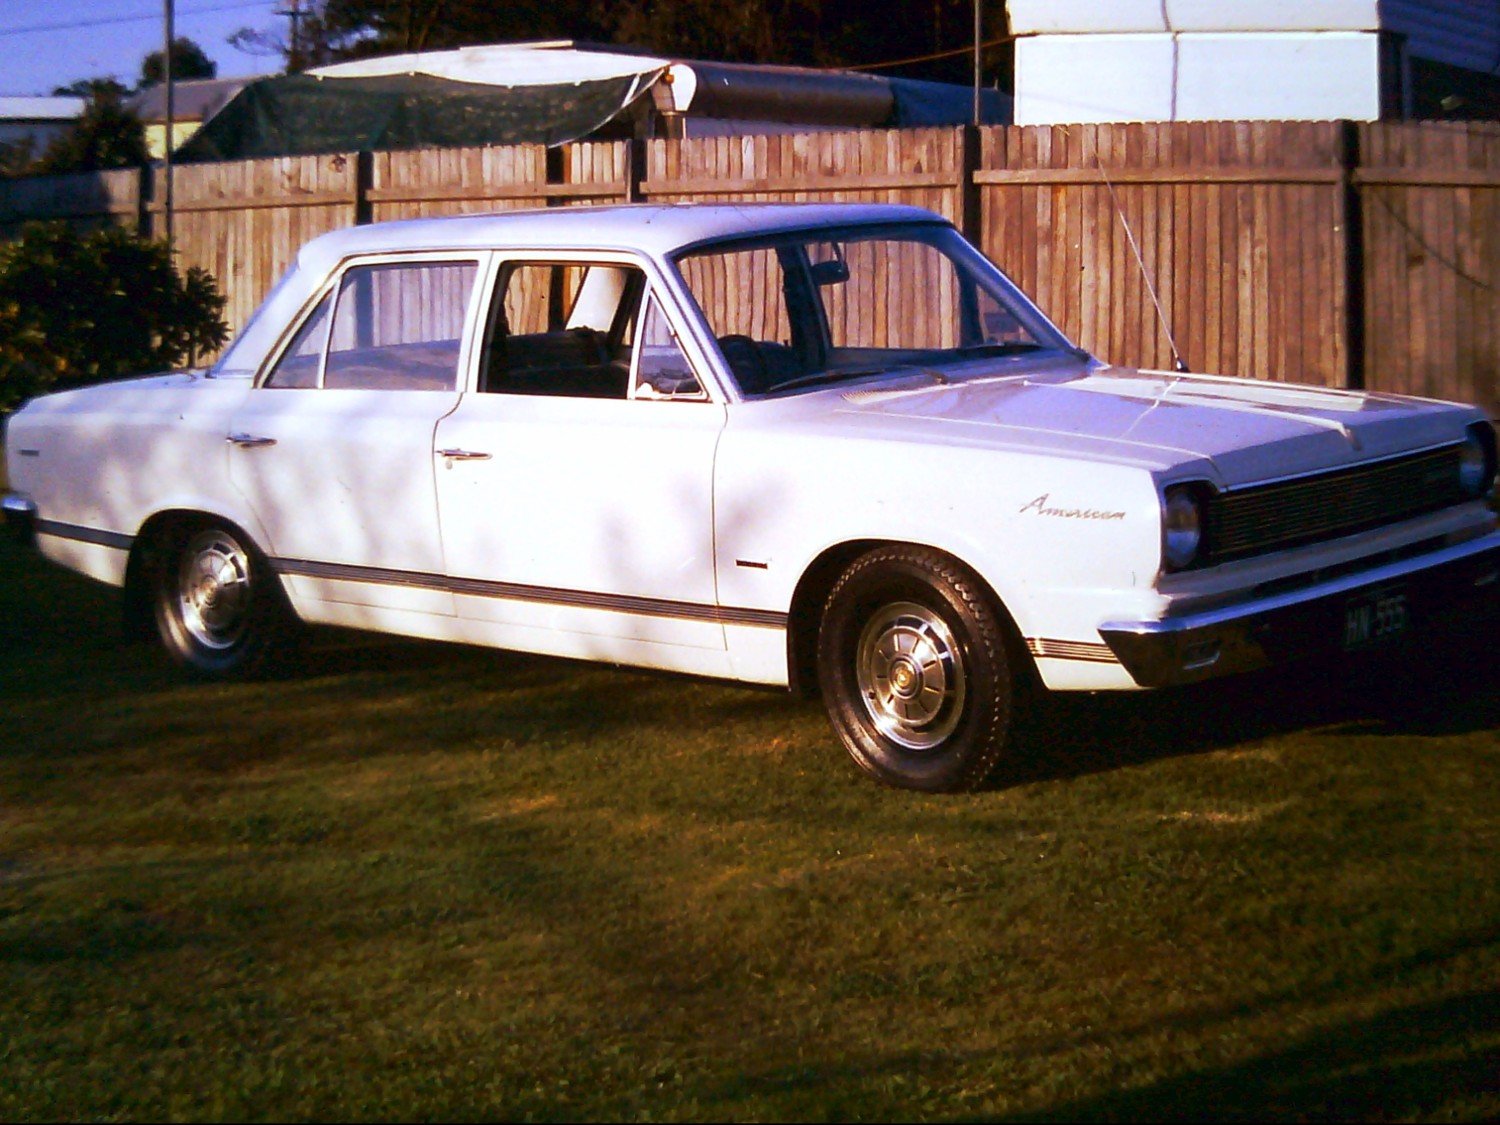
[0,0,287,97]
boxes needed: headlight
[1162,485,1205,571]
[1459,422,1497,499]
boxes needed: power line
[849,32,1015,73]
[0,0,270,39]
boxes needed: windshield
[673,222,1076,396]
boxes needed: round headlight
[1162,486,1204,571]
[1458,425,1497,499]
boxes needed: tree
[273,0,1012,88]
[52,77,130,100]
[286,0,611,66]
[139,37,218,87]
[0,224,228,413]
[31,85,147,175]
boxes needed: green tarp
[173,71,657,163]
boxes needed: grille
[1204,445,1465,564]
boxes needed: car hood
[829,364,1476,485]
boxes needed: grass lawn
[1,530,1498,1121]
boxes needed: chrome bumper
[2,492,37,546]
[1099,531,1500,688]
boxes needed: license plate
[1343,588,1410,650]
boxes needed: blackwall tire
[818,546,1017,792]
[151,521,289,677]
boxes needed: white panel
[1177,32,1383,121]
[1009,0,1381,35]
[1008,0,1176,35]
[1015,31,1382,123]
[1014,35,1179,125]
[1168,1,1381,32]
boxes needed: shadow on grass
[1007,622,1500,787]
[1001,987,1500,1123]
[6,532,1500,786]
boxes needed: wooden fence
[1,120,1497,416]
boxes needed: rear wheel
[151,521,290,677]
[817,546,1019,792]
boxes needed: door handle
[437,448,492,461]
[227,433,277,447]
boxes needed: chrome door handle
[437,448,492,461]
[227,433,277,447]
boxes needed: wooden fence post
[960,124,982,248]
[354,151,374,225]
[1340,120,1367,391]
[627,136,645,203]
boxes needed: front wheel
[151,521,290,677]
[817,547,1021,792]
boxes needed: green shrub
[0,223,228,412]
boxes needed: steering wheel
[717,334,770,393]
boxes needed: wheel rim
[854,601,966,751]
[175,529,252,651]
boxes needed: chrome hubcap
[855,601,966,750]
[176,530,251,651]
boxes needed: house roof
[127,77,252,124]
[0,96,84,122]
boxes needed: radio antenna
[1094,148,1189,373]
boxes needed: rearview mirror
[810,259,850,286]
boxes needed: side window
[323,261,478,391]
[633,296,704,400]
[676,247,801,393]
[482,262,643,400]
[266,260,478,391]
[263,292,331,388]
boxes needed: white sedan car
[5,203,1499,791]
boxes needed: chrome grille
[1205,445,1465,563]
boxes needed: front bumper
[1099,530,1500,687]
[2,492,36,546]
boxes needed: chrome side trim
[270,556,788,629]
[33,518,134,552]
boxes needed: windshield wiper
[766,367,894,394]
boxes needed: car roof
[294,202,950,275]
[215,202,950,380]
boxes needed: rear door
[432,257,728,652]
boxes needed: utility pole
[277,0,304,72]
[163,0,174,249]
[973,0,982,125]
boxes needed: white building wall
[1015,31,1383,123]
[1009,0,1500,125]
[1007,0,1383,36]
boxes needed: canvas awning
[173,56,664,163]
